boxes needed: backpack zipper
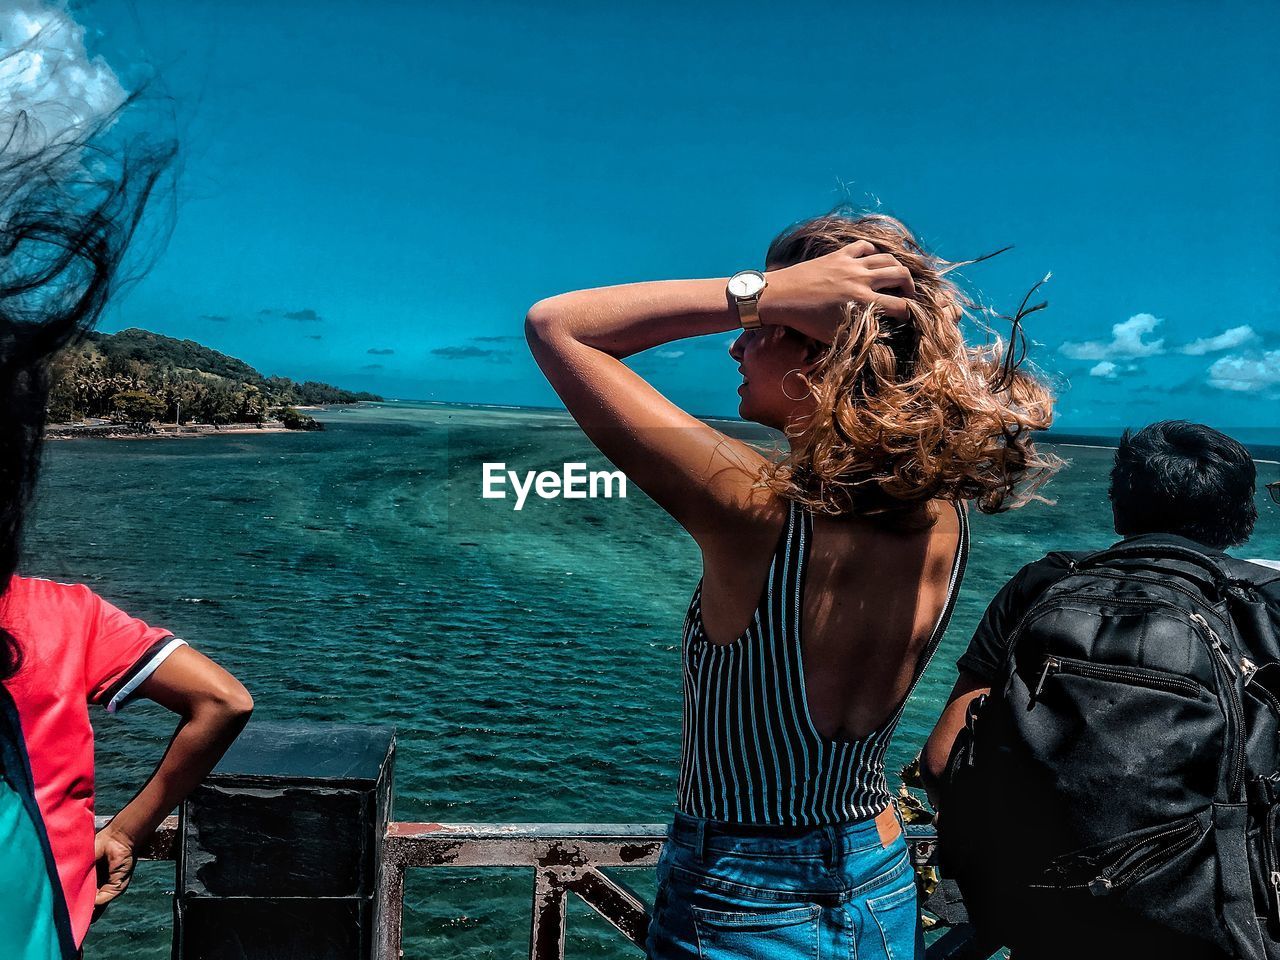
[1267,805,1280,925]
[1188,612,1245,799]
[1082,569,1235,632]
[1272,870,1280,928]
[1191,612,1239,678]
[1033,655,1202,702]
[1085,817,1200,896]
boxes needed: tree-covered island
[48,328,381,435]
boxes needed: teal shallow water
[23,402,1280,958]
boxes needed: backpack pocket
[1245,662,1280,714]
[1009,642,1224,846]
[1032,815,1202,895]
[1031,655,1205,704]
[1244,664,1280,933]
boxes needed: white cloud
[1089,360,1140,381]
[1061,313,1166,361]
[1207,351,1280,393]
[0,3,125,156]
[655,349,685,359]
[1181,325,1257,356]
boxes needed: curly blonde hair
[761,209,1060,521]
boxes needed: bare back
[700,498,965,741]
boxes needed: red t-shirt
[1,576,186,947]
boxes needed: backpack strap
[1080,540,1280,597]
[1080,542,1228,586]
[1222,557,1280,591]
[1045,549,1086,568]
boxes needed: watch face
[728,270,765,298]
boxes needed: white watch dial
[728,271,765,298]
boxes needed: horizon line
[352,399,1279,441]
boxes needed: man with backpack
[922,421,1280,959]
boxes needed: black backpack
[940,537,1280,960]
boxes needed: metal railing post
[530,867,569,960]
[566,866,651,947]
[376,842,407,960]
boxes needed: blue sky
[24,1,1280,429]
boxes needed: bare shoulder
[676,432,781,539]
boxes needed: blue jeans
[645,809,923,960]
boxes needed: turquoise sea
[24,401,1280,959]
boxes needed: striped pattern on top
[676,499,969,826]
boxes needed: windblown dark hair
[0,82,174,679]
[1110,420,1257,549]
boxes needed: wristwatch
[727,270,767,330]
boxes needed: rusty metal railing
[102,816,987,960]
[381,822,665,959]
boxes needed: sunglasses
[1269,482,1280,506]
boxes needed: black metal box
[174,722,395,960]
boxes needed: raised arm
[524,241,914,538]
[93,647,252,913]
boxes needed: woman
[0,59,253,957]
[526,210,1056,959]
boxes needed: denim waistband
[667,806,896,859]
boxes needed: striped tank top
[676,499,969,826]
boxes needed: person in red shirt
[2,576,254,948]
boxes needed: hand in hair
[761,240,916,344]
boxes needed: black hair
[1109,420,1258,549]
[0,65,174,678]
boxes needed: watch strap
[737,296,762,330]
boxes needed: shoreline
[43,401,377,441]
[46,422,298,441]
